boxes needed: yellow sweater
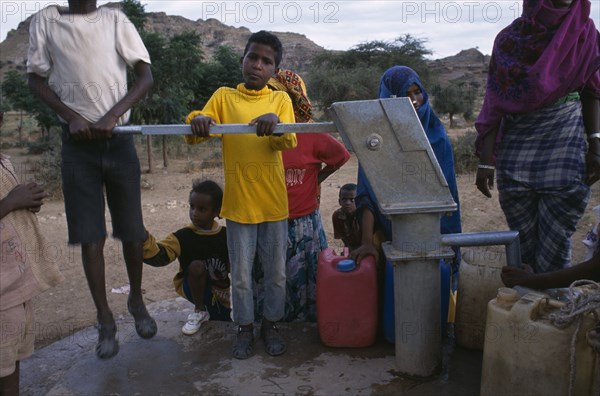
[185,84,296,223]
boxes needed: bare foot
[127,296,157,339]
[96,321,119,359]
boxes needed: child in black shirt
[144,180,231,335]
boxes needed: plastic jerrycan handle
[508,291,548,321]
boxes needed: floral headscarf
[268,69,313,123]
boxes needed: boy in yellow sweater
[185,31,296,359]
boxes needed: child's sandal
[261,322,286,356]
[232,325,254,359]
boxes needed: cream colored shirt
[27,5,150,125]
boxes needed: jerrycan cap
[337,259,356,272]
[496,287,520,306]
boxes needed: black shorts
[60,125,145,244]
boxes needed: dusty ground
[2,125,598,350]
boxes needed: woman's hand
[476,167,495,198]
[501,265,534,287]
[475,130,497,197]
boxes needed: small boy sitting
[332,183,361,250]
[185,31,296,359]
[143,180,231,335]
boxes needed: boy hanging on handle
[27,0,156,359]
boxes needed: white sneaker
[182,311,209,335]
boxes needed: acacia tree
[121,0,158,170]
[121,0,146,30]
[431,82,475,128]
[307,35,432,112]
[192,45,242,107]
[133,30,207,171]
[2,71,29,141]
[123,0,207,171]
[120,0,243,171]
[2,70,58,141]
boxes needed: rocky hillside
[144,12,324,72]
[0,4,489,94]
[0,4,325,82]
[428,48,490,92]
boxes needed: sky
[1,0,599,58]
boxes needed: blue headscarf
[356,66,462,240]
[379,66,452,163]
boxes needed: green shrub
[34,150,63,198]
[452,130,479,174]
[26,140,54,154]
[28,127,62,197]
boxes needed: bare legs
[123,240,157,339]
[188,260,207,311]
[82,240,111,323]
[81,240,118,359]
[81,239,156,359]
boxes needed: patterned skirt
[497,101,590,272]
[253,210,328,322]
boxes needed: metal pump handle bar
[113,122,339,135]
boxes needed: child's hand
[5,182,48,212]
[250,113,280,136]
[69,116,93,141]
[91,113,119,140]
[349,242,379,264]
[190,115,215,137]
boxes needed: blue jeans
[226,219,287,325]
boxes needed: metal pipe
[441,231,521,267]
[113,122,339,136]
[389,213,444,377]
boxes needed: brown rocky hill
[0,4,325,82]
[429,48,489,88]
[0,5,489,95]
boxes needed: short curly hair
[191,179,223,213]
[339,183,357,198]
[243,30,283,68]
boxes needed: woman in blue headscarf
[351,66,462,264]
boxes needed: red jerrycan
[316,247,378,347]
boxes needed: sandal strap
[261,322,286,356]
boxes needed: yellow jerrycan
[481,287,599,396]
